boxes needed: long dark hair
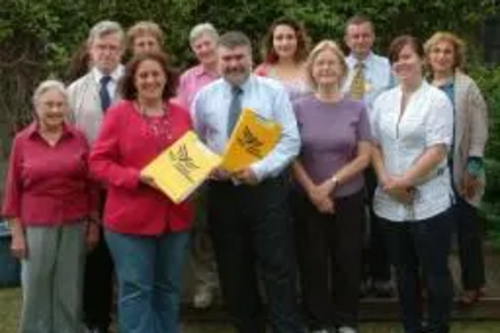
[261,17,311,64]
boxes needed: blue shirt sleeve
[250,85,301,180]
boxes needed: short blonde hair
[305,40,347,91]
[127,21,164,47]
[424,31,466,70]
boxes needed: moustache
[225,67,245,74]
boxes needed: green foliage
[469,64,500,243]
[0,0,497,71]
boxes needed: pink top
[3,123,97,226]
[89,100,194,235]
[255,63,310,101]
[177,64,219,110]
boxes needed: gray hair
[218,31,252,52]
[189,23,219,45]
[88,20,124,45]
[32,80,68,106]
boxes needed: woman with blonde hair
[425,31,488,306]
[127,21,164,56]
[292,40,371,333]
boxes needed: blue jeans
[381,210,454,333]
[105,230,190,333]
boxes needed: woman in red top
[3,80,98,333]
[89,52,193,333]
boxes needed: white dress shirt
[371,81,454,222]
[192,74,300,181]
[343,52,393,112]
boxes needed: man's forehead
[91,32,123,46]
[218,45,249,55]
[346,22,373,35]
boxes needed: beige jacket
[452,71,489,207]
[67,66,123,144]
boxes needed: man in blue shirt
[343,15,394,298]
[193,31,304,333]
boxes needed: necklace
[135,102,173,151]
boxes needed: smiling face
[311,48,345,89]
[272,24,298,60]
[134,58,167,102]
[132,34,161,56]
[428,39,456,75]
[88,32,124,74]
[35,89,68,131]
[392,44,424,84]
[218,45,252,86]
[192,33,218,67]
[345,22,375,59]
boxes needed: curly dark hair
[119,51,178,101]
[261,17,311,64]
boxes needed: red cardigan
[89,100,194,235]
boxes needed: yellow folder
[142,131,221,203]
[221,108,281,172]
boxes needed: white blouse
[371,81,454,222]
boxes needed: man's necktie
[100,75,112,112]
[227,86,243,137]
[349,62,365,100]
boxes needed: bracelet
[330,175,340,188]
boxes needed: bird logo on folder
[222,108,281,172]
[237,126,265,158]
[168,145,199,183]
[142,131,221,203]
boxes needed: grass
[2,288,500,332]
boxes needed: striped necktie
[349,62,365,100]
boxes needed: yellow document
[142,131,221,203]
[222,108,281,172]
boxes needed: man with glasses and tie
[192,31,304,333]
[67,20,125,333]
[343,15,393,299]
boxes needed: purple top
[293,95,371,197]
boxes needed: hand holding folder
[141,131,221,203]
[222,108,281,173]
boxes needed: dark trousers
[382,210,454,333]
[207,177,304,333]
[364,167,391,282]
[292,190,364,329]
[454,196,485,290]
[83,192,114,330]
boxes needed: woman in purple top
[292,40,371,333]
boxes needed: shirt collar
[222,73,253,94]
[92,65,124,84]
[27,121,76,140]
[347,51,375,68]
[193,64,219,79]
